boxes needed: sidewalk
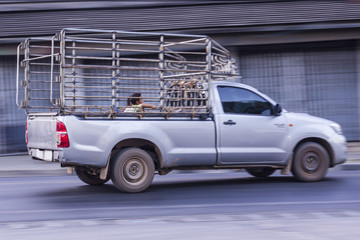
[1,143,360,177]
[338,142,360,170]
[0,154,67,177]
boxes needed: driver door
[216,86,289,164]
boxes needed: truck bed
[27,114,217,168]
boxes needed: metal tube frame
[17,28,238,118]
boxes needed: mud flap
[281,153,293,175]
[100,156,111,180]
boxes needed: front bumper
[329,134,347,166]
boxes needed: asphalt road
[1,170,360,239]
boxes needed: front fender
[287,118,346,166]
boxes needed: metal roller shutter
[1,1,360,39]
[0,56,27,154]
[238,41,359,141]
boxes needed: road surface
[1,170,360,239]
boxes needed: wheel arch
[110,138,163,170]
[293,138,334,167]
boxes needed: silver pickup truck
[18,29,347,192]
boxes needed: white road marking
[310,212,331,219]
[277,212,300,219]
[343,211,360,217]
[245,214,267,220]
[2,210,360,231]
[1,199,360,215]
[44,221,64,227]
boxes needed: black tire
[75,166,110,185]
[292,142,330,182]
[111,148,155,193]
[246,167,276,178]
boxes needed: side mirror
[273,104,282,116]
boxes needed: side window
[217,86,273,115]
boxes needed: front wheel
[75,166,110,185]
[246,167,276,178]
[111,148,155,193]
[292,142,330,182]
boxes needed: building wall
[358,40,360,141]
[237,40,359,140]
[0,56,27,154]
[1,1,360,39]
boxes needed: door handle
[223,120,236,125]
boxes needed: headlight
[330,123,343,135]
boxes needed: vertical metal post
[24,39,30,108]
[59,29,66,108]
[50,35,55,105]
[16,43,22,107]
[159,35,165,109]
[111,32,116,106]
[71,41,76,107]
[205,37,212,113]
[116,39,121,107]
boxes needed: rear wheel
[75,166,110,185]
[246,167,276,178]
[292,142,330,182]
[111,148,155,193]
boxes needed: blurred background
[1,0,360,155]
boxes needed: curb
[336,164,360,171]
[0,170,69,178]
[341,158,360,170]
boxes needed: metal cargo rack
[16,28,238,118]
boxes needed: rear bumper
[28,148,62,162]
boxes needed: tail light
[56,121,70,148]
